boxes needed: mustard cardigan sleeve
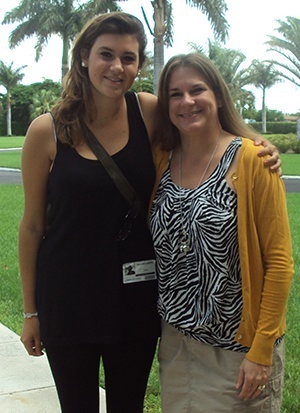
[234,139,294,365]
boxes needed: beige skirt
[159,321,284,413]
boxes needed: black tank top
[37,92,160,345]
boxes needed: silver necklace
[178,131,222,255]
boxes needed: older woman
[150,53,294,413]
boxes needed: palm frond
[186,0,229,42]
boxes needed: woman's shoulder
[238,138,271,178]
[137,91,157,105]
[27,113,54,137]
[137,92,158,118]
[24,113,56,160]
[240,137,264,159]
[137,92,158,142]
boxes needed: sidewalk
[0,322,106,412]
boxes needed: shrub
[267,134,300,153]
[251,122,297,134]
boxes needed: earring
[81,61,87,67]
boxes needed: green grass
[0,184,299,412]
[281,194,300,413]
[0,136,300,176]
[0,136,24,169]
[0,136,25,148]
[0,185,24,333]
[281,154,300,176]
[0,151,22,169]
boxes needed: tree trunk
[152,0,165,95]
[61,32,70,83]
[262,88,267,134]
[153,35,164,95]
[6,92,12,136]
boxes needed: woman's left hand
[254,139,282,175]
[236,357,271,400]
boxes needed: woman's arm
[138,91,281,174]
[235,142,293,399]
[19,114,56,356]
[248,157,293,355]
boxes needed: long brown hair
[51,12,147,145]
[156,53,260,150]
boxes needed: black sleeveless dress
[37,92,161,345]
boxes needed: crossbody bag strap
[80,121,141,213]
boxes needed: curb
[0,168,299,180]
[0,167,21,172]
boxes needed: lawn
[0,133,299,412]
[1,136,300,176]
[0,137,24,169]
[281,154,300,176]
[0,136,24,148]
[0,183,299,412]
[282,193,300,413]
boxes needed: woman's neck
[89,94,126,129]
[179,127,223,162]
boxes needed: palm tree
[3,0,229,94]
[265,16,300,88]
[132,51,154,93]
[189,40,254,114]
[142,1,173,94]
[235,90,256,119]
[250,60,282,133]
[0,61,26,136]
[2,0,120,83]
[142,0,229,93]
[29,89,61,120]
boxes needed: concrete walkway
[0,323,106,412]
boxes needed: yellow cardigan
[150,138,294,365]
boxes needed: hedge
[251,122,297,134]
[267,134,300,153]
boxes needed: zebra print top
[150,137,249,352]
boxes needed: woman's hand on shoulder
[254,138,282,175]
[137,92,158,143]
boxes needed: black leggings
[46,337,158,413]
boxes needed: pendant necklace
[178,131,222,255]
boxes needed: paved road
[0,169,22,185]
[284,177,300,193]
[0,169,300,192]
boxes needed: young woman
[19,12,160,413]
[150,53,294,413]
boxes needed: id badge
[122,260,156,284]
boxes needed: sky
[0,0,299,114]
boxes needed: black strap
[80,121,141,213]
